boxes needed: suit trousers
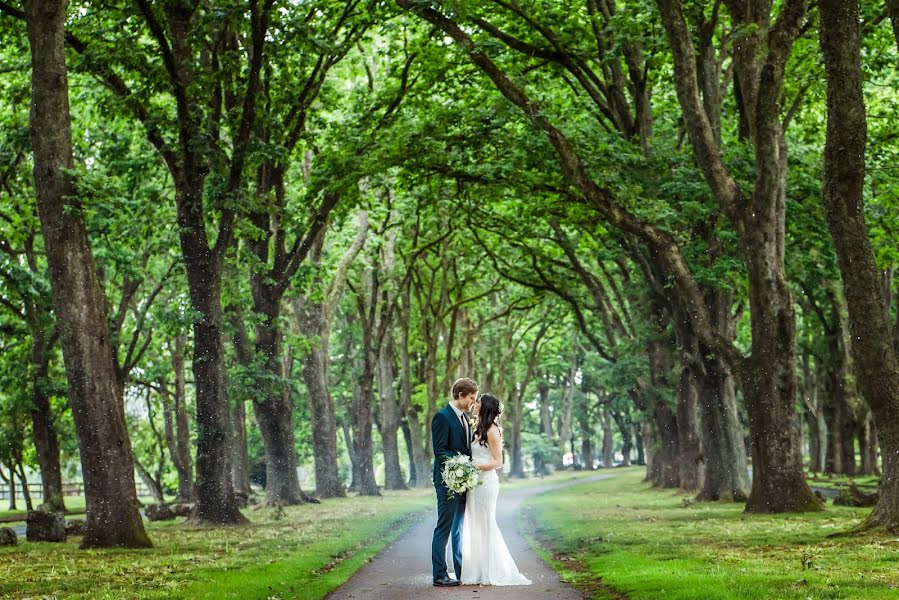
[431,484,467,581]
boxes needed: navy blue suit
[431,404,471,582]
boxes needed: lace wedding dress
[460,438,532,586]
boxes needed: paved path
[327,473,613,600]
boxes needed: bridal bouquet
[441,453,481,500]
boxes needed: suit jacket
[431,404,472,488]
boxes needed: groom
[431,377,477,586]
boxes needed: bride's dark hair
[474,394,502,446]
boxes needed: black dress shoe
[433,577,461,587]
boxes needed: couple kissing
[430,377,531,587]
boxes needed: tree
[819,0,899,532]
[22,0,150,547]
[654,0,821,512]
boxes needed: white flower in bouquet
[441,453,481,500]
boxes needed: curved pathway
[327,472,613,600]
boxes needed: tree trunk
[538,380,553,438]
[820,0,899,531]
[695,357,751,501]
[824,384,856,476]
[189,281,244,522]
[823,295,857,476]
[635,423,645,465]
[400,419,417,486]
[611,410,632,467]
[800,352,827,474]
[806,411,828,473]
[648,404,681,489]
[857,411,879,476]
[251,300,304,505]
[295,297,345,498]
[639,293,686,489]
[508,326,546,479]
[351,355,381,496]
[601,403,614,469]
[557,353,577,468]
[423,335,440,465]
[229,394,251,502]
[224,309,255,504]
[161,386,182,496]
[508,386,526,478]
[341,420,357,491]
[581,437,594,471]
[397,292,431,487]
[3,466,15,510]
[742,233,820,512]
[814,407,828,476]
[176,177,244,525]
[683,287,751,502]
[134,455,165,503]
[252,397,301,505]
[378,330,407,490]
[676,364,702,492]
[169,337,194,501]
[15,460,33,511]
[29,343,65,512]
[299,340,344,498]
[642,422,656,482]
[24,0,151,547]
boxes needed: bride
[461,393,532,586]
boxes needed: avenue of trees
[0,0,898,547]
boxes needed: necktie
[461,414,470,449]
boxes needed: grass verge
[0,489,432,599]
[523,467,899,599]
[806,474,880,493]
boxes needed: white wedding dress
[460,438,532,586]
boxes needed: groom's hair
[452,377,478,399]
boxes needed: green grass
[0,489,433,599]
[523,468,899,600]
[501,468,611,490]
[807,474,880,493]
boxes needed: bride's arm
[476,427,504,471]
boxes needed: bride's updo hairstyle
[475,394,502,447]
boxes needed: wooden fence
[0,479,154,503]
